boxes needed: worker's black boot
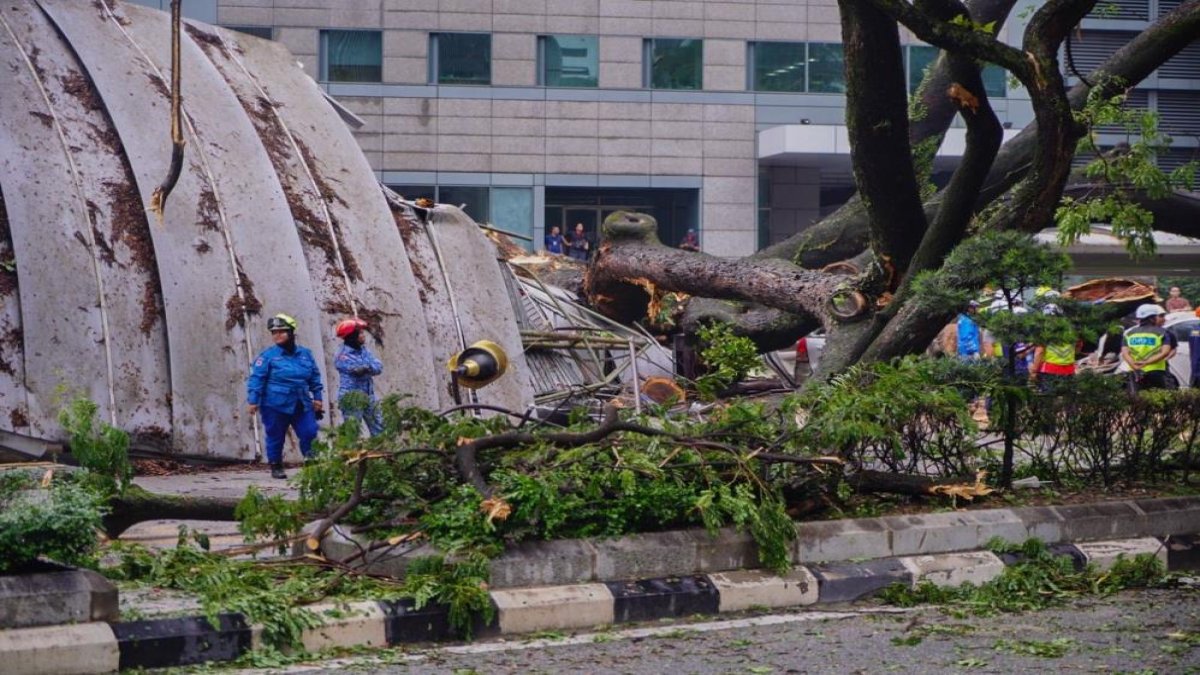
[270,463,286,479]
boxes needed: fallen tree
[621,0,1200,359]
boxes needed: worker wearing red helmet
[334,317,384,435]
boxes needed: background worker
[334,317,384,436]
[246,314,324,479]
[1122,304,1177,392]
[1029,304,1077,391]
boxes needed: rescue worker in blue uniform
[246,314,324,479]
[334,317,384,436]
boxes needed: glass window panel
[648,38,702,90]
[491,187,534,251]
[982,64,1006,98]
[321,30,382,83]
[226,25,273,40]
[388,185,435,202]
[908,46,938,94]
[808,43,845,93]
[436,33,491,85]
[752,42,806,92]
[438,186,489,223]
[542,35,599,87]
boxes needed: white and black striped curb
[5,533,1197,674]
[312,496,1200,588]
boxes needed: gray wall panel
[225,30,441,410]
[2,3,173,445]
[0,18,113,438]
[116,3,332,458]
[39,0,257,458]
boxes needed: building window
[490,187,535,248]
[430,33,492,85]
[389,185,436,202]
[224,25,273,40]
[907,46,938,94]
[807,43,845,93]
[438,186,490,223]
[644,38,703,90]
[981,64,1006,98]
[538,35,599,87]
[907,45,1006,98]
[319,30,382,83]
[749,41,806,92]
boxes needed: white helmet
[1135,304,1166,320]
[1041,304,1060,316]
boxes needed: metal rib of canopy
[0,0,532,460]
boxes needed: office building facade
[131,0,1198,256]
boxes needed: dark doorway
[545,187,700,251]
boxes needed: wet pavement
[248,586,1199,675]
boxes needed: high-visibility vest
[1124,326,1168,372]
[1045,343,1075,367]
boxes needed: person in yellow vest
[1029,304,1077,392]
[1122,304,1178,392]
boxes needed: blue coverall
[335,343,384,435]
[246,344,324,463]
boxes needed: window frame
[318,29,383,84]
[642,37,704,90]
[537,34,600,88]
[748,40,807,93]
[429,32,493,86]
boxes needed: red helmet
[335,317,369,339]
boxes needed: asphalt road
[251,585,1200,675]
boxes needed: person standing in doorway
[544,225,565,255]
[1165,286,1192,312]
[567,222,590,261]
[679,229,700,252]
[246,314,324,479]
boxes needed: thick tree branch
[865,0,1030,77]
[585,212,857,328]
[839,0,929,282]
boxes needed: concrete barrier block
[490,539,596,588]
[0,622,119,675]
[298,601,388,653]
[695,527,760,572]
[0,567,118,629]
[1130,498,1200,538]
[491,583,614,634]
[1160,534,1200,572]
[606,575,719,623]
[794,518,892,564]
[810,558,913,604]
[887,512,986,557]
[1011,505,1066,543]
[1075,537,1168,571]
[898,551,1006,588]
[593,531,698,581]
[1055,502,1149,542]
[113,613,250,670]
[709,568,818,613]
[965,509,1030,548]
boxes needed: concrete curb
[6,533,1196,673]
[314,496,1200,588]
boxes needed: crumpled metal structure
[0,0,532,460]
